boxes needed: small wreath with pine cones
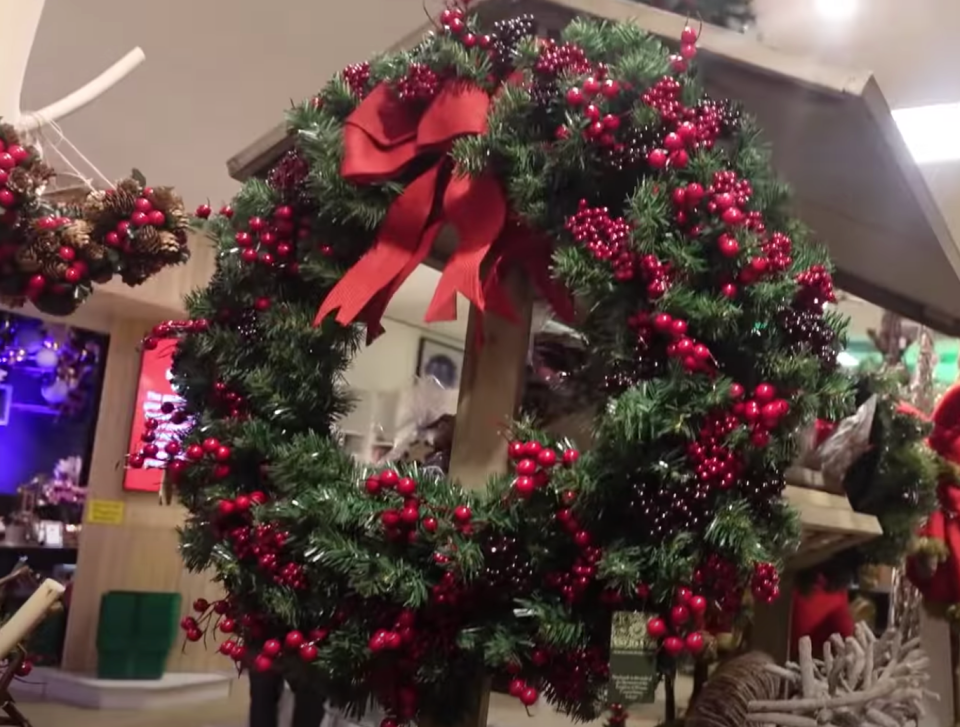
[0,124,190,316]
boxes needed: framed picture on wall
[417,338,464,389]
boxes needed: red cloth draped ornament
[314,81,573,342]
[791,579,854,659]
[907,386,960,608]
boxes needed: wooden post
[447,269,534,491]
[748,576,794,663]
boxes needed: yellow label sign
[87,499,125,525]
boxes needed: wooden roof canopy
[229,0,960,336]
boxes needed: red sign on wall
[122,343,191,492]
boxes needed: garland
[0,125,190,316]
[141,11,852,726]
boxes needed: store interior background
[2,0,960,725]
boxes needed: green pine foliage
[802,369,940,589]
[167,14,852,727]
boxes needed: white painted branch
[15,47,146,133]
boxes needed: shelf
[227,0,960,335]
[784,484,882,571]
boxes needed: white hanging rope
[21,112,115,194]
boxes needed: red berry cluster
[229,205,303,269]
[635,311,714,374]
[705,170,749,228]
[686,410,743,491]
[536,645,609,706]
[365,469,472,543]
[544,539,600,604]
[564,200,635,281]
[127,381,196,471]
[693,554,743,617]
[645,587,707,657]
[0,141,32,215]
[368,609,418,653]
[534,39,592,77]
[564,71,623,146]
[211,380,249,419]
[760,232,794,274]
[794,265,836,310]
[508,677,540,707]
[395,63,441,104]
[226,517,307,589]
[751,562,780,604]
[439,6,467,35]
[342,62,371,98]
[667,25,700,73]
[730,381,790,448]
[507,439,577,499]
[142,317,209,351]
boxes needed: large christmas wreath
[141,11,851,725]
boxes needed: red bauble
[284,631,305,650]
[662,636,684,657]
[537,448,558,468]
[685,631,705,655]
[566,87,584,106]
[379,470,399,488]
[646,617,667,639]
[299,643,318,661]
[520,687,539,707]
[396,477,417,496]
[514,476,536,498]
[453,505,472,523]
[717,234,739,257]
[670,604,690,626]
[688,595,708,616]
[516,458,537,476]
[253,654,273,672]
[754,383,776,402]
[647,148,668,169]
[562,449,579,467]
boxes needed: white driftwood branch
[15,47,145,132]
[750,624,931,727]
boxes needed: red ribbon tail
[314,167,441,329]
[424,170,506,323]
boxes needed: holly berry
[646,617,667,639]
[253,654,273,672]
[562,449,579,467]
[520,687,539,706]
[284,631,305,650]
[689,595,707,616]
[685,631,705,655]
[195,204,212,218]
[453,505,472,523]
[662,636,684,657]
[670,604,690,626]
[299,643,318,661]
[262,639,282,657]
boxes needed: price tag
[87,499,125,525]
[607,611,659,704]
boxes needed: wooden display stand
[226,0,960,722]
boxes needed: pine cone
[156,231,184,259]
[102,188,137,217]
[114,178,143,197]
[31,230,59,255]
[120,260,154,286]
[15,246,41,273]
[0,124,21,147]
[62,220,93,252]
[41,258,67,280]
[131,226,161,255]
[5,168,34,195]
[82,190,108,220]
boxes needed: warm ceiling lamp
[814,0,857,21]
[893,103,960,165]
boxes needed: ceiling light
[837,351,859,368]
[814,0,857,21]
[893,103,960,164]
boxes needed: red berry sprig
[506,439,563,498]
[565,200,635,281]
[342,62,372,98]
[794,265,836,310]
[535,39,591,77]
[394,63,441,104]
[751,562,780,604]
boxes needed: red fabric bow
[314,81,573,340]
